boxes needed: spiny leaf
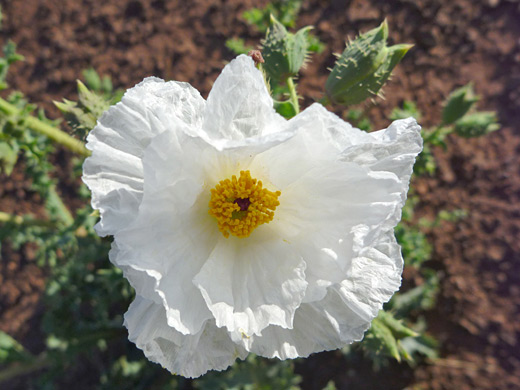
[368,316,401,362]
[442,82,479,125]
[377,310,418,338]
[454,111,500,138]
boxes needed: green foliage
[226,38,255,55]
[394,83,500,177]
[226,0,323,58]
[196,355,301,390]
[390,100,422,122]
[442,82,478,125]
[273,98,298,119]
[55,70,122,139]
[321,381,337,390]
[0,41,24,90]
[243,0,303,32]
[0,43,25,174]
[325,21,412,106]
[0,331,34,365]
[454,111,499,138]
[82,68,114,95]
[361,310,419,366]
[345,108,373,131]
[263,15,311,85]
[390,270,440,316]
[395,221,432,268]
[399,333,439,365]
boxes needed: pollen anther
[208,170,281,238]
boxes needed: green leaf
[321,381,337,390]
[307,33,325,53]
[390,100,422,121]
[225,38,254,55]
[454,111,500,138]
[274,99,298,119]
[0,41,24,90]
[82,68,102,92]
[0,140,18,175]
[368,316,401,362]
[390,271,440,315]
[345,109,372,131]
[399,334,439,362]
[442,83,479,125]
[242,1,303,32]
[0,331,34,364]
[54,79,115,138]
[377,311,418,338]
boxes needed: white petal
[83,77,205,236]
[203,55,285,142]
[194,229,308,337]
[341,117,422,208]
[271,160,402,302]
[337,230,404,321]
[238,232,403,359]
[252,103,366,188]
[112,129,219,335]
[124,296,247,378]
[253,107,421,304]
[244,288,369,359]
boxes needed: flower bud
[442,83,479,124]
[262,15,311,83]
[325,20,412,106]
[454,111,499,138]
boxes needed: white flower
[83,55,422,378]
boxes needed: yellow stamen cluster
[208,170,281,238]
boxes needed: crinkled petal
[251,106,421,303]
[240,287,369,359]
[232,234,404,359]
[272,161,403,303]
[112,129,218,335]
[83,77,205,236]
[340,117,423,202]
[124,296,247,378]
[337,230,404,321]
[203,55,285,144]
[194,229,308,337]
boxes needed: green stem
[286,76,300,115]
[0,97,90,157]
[46,185,74,226]
[0,353,50,384]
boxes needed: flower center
[208,170,281,238]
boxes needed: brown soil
[1,0,519,389]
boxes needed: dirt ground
[0,0,519,389]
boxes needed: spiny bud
[262,14,311,84]
[454,111,499,138]
[442,83,479,125]
[325,20,412,106]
